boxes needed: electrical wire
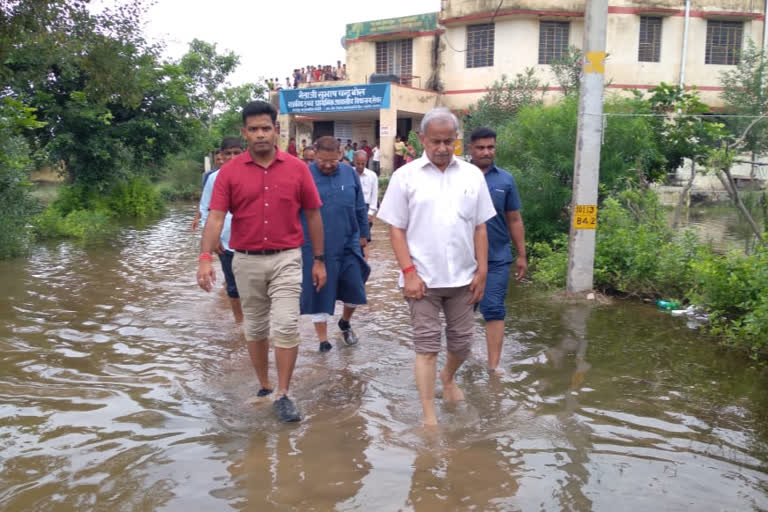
[442,0,505,54]
[583,112,768,119]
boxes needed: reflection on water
[1,204,767,511]
[674,203,764,253]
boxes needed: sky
[137,0,439,87]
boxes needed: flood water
[2,204,768,511]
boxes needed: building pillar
[378,107,397,175]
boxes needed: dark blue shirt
[300,162,370,258]
[483,164,522,263]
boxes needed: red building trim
[442,84,724,94]
[608,6,764,20]
[441,9,584,25]
[346,29,444,44]
[440,7,764,25]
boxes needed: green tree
[496,96,663,242]
[463,69,547,138]
[719,40,768,178]
[2,0,210,190]
[179,39,240,127]
[550,45,583,97]
[0,98,46,258]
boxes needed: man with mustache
[197,101,327,423]
[469,127,527,376]
[377,107,496,426]
[300,137,370,353]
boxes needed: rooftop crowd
[265,61,348,91]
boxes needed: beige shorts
[231,248,302,348]
[405,286,474,358]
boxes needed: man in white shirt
[352,150,379,259]
[377,107,496,426]
[371,142,380,176]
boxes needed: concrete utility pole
[566,0,608,294]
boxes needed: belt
[234,248,292,256]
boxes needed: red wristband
[199,253,213,262]
[402,265,416,275]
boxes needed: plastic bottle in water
[655,299,681,310]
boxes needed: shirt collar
[244,146,284,166]
[418,154,460,171]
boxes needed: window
[375,39,413,84]
[638,16,662,62]
[539,21,570,64]
[705,20,743,65]
[333,121,353,142]
[466,23,495,68]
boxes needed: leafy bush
[0,99,45,259]
[407,131,423,159]
[156,182,200,201]
[107,177,165,217]
[591,190,702,297]
[33,177,163,241]
[32,205,113,240]
[463,69,547,138]
[690,247,768,357]
[378,176,390,202]
[0,136,37,258]
[532,189,702,297]
[531,189,768,357]
[496,96,664,244]
[529,237,568,288]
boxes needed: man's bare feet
[439,370,465,402]
[488,366,506,377]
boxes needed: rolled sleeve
[476,181,496,226]
[376,172,408,229]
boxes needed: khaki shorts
[232,248,302,348]
[405,286,474,358]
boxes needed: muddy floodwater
[2,204,767,511]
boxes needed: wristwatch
[313,254,325,262]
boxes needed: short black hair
[315,136,340,153]
[214,149,222,154]
[470,127,497,143]
[220,137,243,151]
[242,100,277,124]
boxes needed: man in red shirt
[197,100,327,423]
[287,137,297,157]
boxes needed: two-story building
[278,0,767,174]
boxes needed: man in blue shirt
[191,139,243,232]
[300,136,370,353]
[199,138,244,323]
[469,127,528,375]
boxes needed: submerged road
[1,204,767,511]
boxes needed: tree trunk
[722,166,764,244]
[672,161,695,228]
[751,150,758,180]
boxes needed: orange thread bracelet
[199,253,213,262]
[402,265,416,275]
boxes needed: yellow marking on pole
[573,205,598,229]
[585,51,606,74]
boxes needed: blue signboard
[279,83,390,114]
